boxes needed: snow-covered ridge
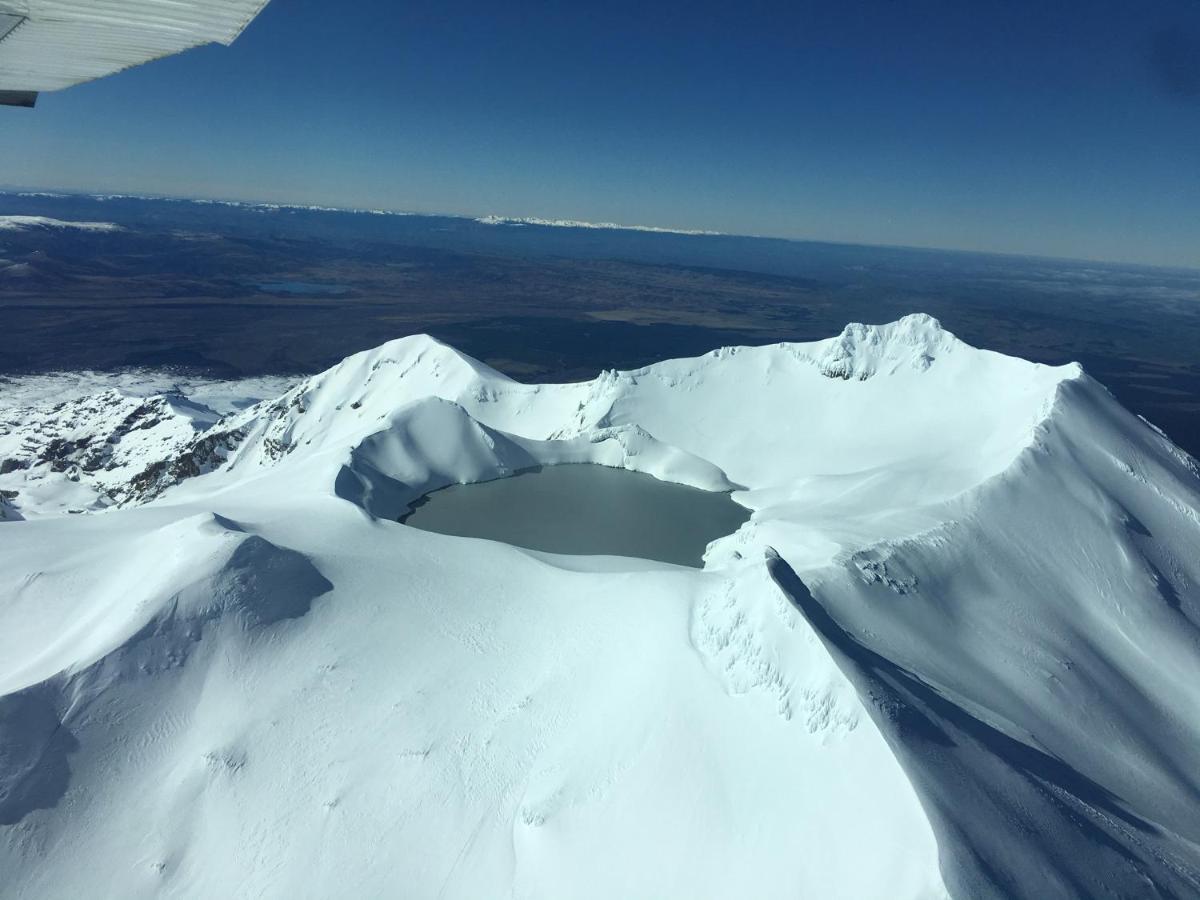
[0,372,295,520]
[0,190,412,220]
[2,315,1199,898]
[1,314,1074,539]
[0,370,295,413]
[119,313,1069,536]
[0,190,717,233]
[0,215,121,232]
[475,214,723,235]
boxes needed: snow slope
[2,314,1199,898]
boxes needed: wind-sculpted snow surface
[1,314,1199,898]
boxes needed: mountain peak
[813,312,954,380]
[3,316,1200,898]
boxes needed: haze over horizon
[2,0,1200,268]
[7,183,1200,275]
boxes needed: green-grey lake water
[402,464,749,567]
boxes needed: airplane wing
[0,0,271,107]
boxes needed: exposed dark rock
[121,427,246,504]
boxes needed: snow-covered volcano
[2,314,1198,899]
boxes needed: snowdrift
[1,314,1198,899]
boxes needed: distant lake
[255,281,350,296]
[402,464,749,567]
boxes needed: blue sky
[2,0,1199,267]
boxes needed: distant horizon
[4,182,1198,276]
[3,1,1199,270]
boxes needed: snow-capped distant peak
[475,214,722,236]
[0,215,121,232]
